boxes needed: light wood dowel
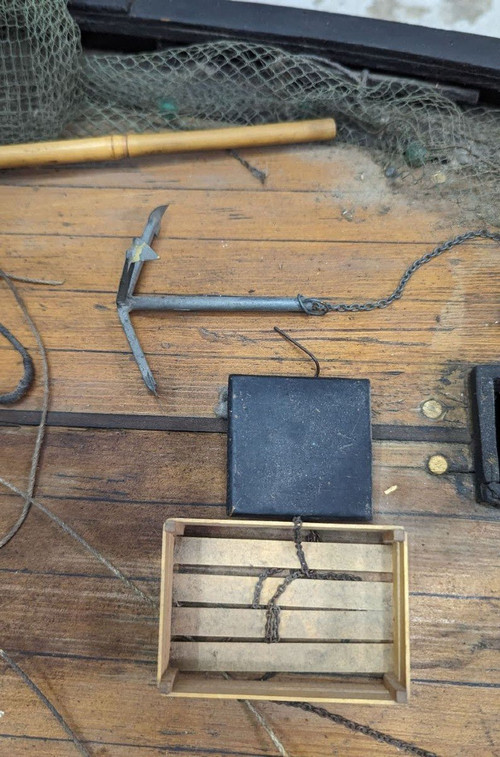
[0,118,336,169]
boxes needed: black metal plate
[470,365,500,507]
[227,374,372,521]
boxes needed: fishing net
[0,0,498,225]
[0,0,80,143]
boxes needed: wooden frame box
[158,519,410,704]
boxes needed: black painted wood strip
[0,408,470,443]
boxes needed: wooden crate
[158,518,409,704]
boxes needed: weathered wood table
[0,143,498,756]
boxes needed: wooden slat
[0,185,460,240]
[0,143,395,192]
[170,641,393,673]
[173,573,392,610]
[3,488,497,601]
[3,558,498,686]
[174,537,392,572]
[2,230,496,301]
[171,606,392,640]
[169,517,397,533]
[392,541,403,683]
[169,673,393,703]
[399,538,411,693]
[1,341,494,424]
[157,527,175,683]
[0,426,477,518]
[1,234,474,294]
[1,479,497,603]
[2,292,497,360]
[2,227,497,424]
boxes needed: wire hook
[274,326,320,378]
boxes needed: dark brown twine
[0,275,440,757]
[0,323,34,404]
[0,649,91,757]
[0,270,52,548]
[252,518,361,643]
[0,270,158,757]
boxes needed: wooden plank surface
[170,641,394,673]
[0,142,499,756]
[0,144,498,424]
[0,241,497,422]
[171,606,392,640]
[0,143,426,191]
[2,655,498,756]
[2,565,496,685]
[174,536,392,572]
[169,674,394,703]
[173,573,393,610]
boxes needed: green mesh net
[0,0,498,226]
[0,0,80,143]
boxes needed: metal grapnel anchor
[116,205,325,393]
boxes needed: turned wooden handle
[0,118,336,169]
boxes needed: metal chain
[298,229,500,315]
[253,519,360,643]
[279,702,438,757]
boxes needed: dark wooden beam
[0,408,471,443]
[69,0,500,97]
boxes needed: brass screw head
[421,399,443,419]
[428,454,449,475]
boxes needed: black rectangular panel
[227,374,372,520]
[470,365,500,507]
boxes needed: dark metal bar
[128,294,304,313]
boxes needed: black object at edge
[470,365,500,507]
[69,0,500,99]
